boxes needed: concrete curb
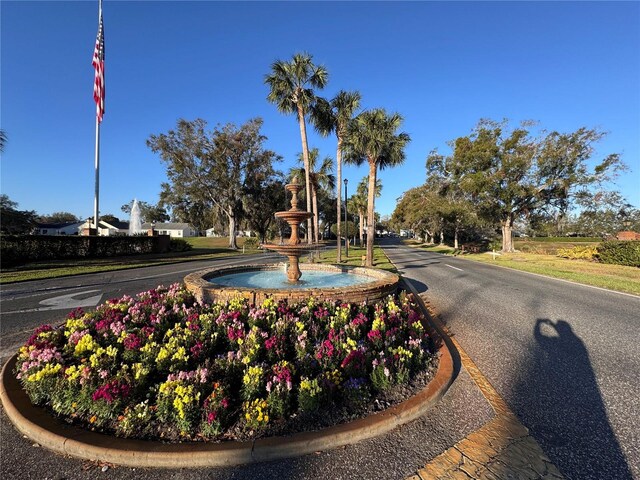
[0,287,456,469]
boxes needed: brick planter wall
[184,264,400,305]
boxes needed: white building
[143,223,197,238]
[79,219,130,236]
[35,221,84,235]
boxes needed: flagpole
[93,116,100,233]
[92,0,103,235]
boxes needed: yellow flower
[74,334,97,356]
[65,318,88,337]
[27,363,62,382]
[65,365,82,381]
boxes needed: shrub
[556,245,599,261]
[596,241,640,267]
[0,235,170,268]
[169,238,192,252]
[243,237,260,250]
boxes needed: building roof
[81,219,130,230]
[36,221,83,229]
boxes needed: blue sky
[2,1,639,222]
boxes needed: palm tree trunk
[297,104,314,244]
[366,160,377,267]
[359,209,365,246]
[336,138,342,262]
[312,184,320,243]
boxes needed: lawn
[514,237,601,255]
[403,240,639,295]
[463,252,640,295]
[315,244,396,272]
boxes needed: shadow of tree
[512,319,632,479]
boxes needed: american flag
[92,4,105,123]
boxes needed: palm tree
[343,109,410,266]
[353,176,381,246]
[265,53,328,244]
[292,148,336,242]
[311,91,361,261]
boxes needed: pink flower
[123,333,141,350]
[367,330,382,343]
[92,380,130,403]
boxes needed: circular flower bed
[15,284,436,441]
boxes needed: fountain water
[129,199,144,235]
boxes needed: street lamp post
[344,178,349,259]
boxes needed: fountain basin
[185,264,399,305]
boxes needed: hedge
[596,241,640,267]
[0,235,171,268]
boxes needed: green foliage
[597,241,640,267]
[148,118,282,250]
[330,220,357,238]
[421,120,626,253]
[265,53,329,243]
[242,237,260,249]
[37,212,80,224]
[523,237,602,243]
[0,235,170,268]
[343,108,411,266]
[556,245,599,261]
[0,194,38,234]
[121,200,170,223]
[169,238,192,252]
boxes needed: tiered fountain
[261,176,314,282]
[184,177,399,305]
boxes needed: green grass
[402,239,639,295]
[464,252,640,295]
[0,236,263,284]
[518,236,601,243]
[514,238,600,255]
[406,242,457,255]
[314,244,396,272]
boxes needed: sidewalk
[407,298,564,480]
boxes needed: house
[79,219,130,236]
[617,230,640,241]
[142,222,197,238]
[35,221,84,236]
[205,228,222,237]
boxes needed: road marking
[0,290,103,315]
[445,264,463,271]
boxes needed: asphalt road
[0,251,494,480]
[381,239,640,480]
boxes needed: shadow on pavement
[513,319,632,479]
[402,277,429,295]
